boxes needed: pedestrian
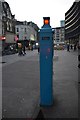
[70,44,73,50]
[38,46,40,53]
[31,46,33,51]
[78,44,80,68]
[78,55,80,68]
[67,44,70,52]
[18,43,22,56]
[23,45,26,55]
[74,44,76,51]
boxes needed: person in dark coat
[70,44,73,50]
[23,45,26,55]
[18,43,22,55]
[67,44,70,52]
[74,44,76,51]
[78,44,80,68]
[38,46,40,53]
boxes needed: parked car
[54,44,64,50]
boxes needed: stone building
[15,21,39,47]
[53,26,65,45]
[0,0,16,51]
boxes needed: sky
[5,0,75,28]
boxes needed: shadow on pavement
[35,109,45,120]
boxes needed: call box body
[39,17,54,106]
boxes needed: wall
[15,24,37,41]
[6,32,15,43]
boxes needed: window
[7,21,9,30]
[17,28,19,32]
[24,36,26,39]
[9,24,10,31]
[10,23,12,31]
[17,34,19,39]
[25,28,27,32]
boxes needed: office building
[65,1,80,45]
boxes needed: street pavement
[2,50,40,119]
[1,49,79,119]
[40,50,78,119]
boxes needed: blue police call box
[39,17,54,106]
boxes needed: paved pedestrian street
[1,49,79,119]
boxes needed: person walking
[70,44,73,50]
[74,44,76,51]
[67,44,70,52]
[18,43,22,56]
[78,43,80,68]
[22,44,26,55]
[38,46,40,53]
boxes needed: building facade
[0,0,2,36]
[60,20,65,27]
[2,1,15,43]
[15,21,39,47]
[0,0,4,52]
[0,0,16,52]
[53,26,65,44]
[65,1,80,45]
